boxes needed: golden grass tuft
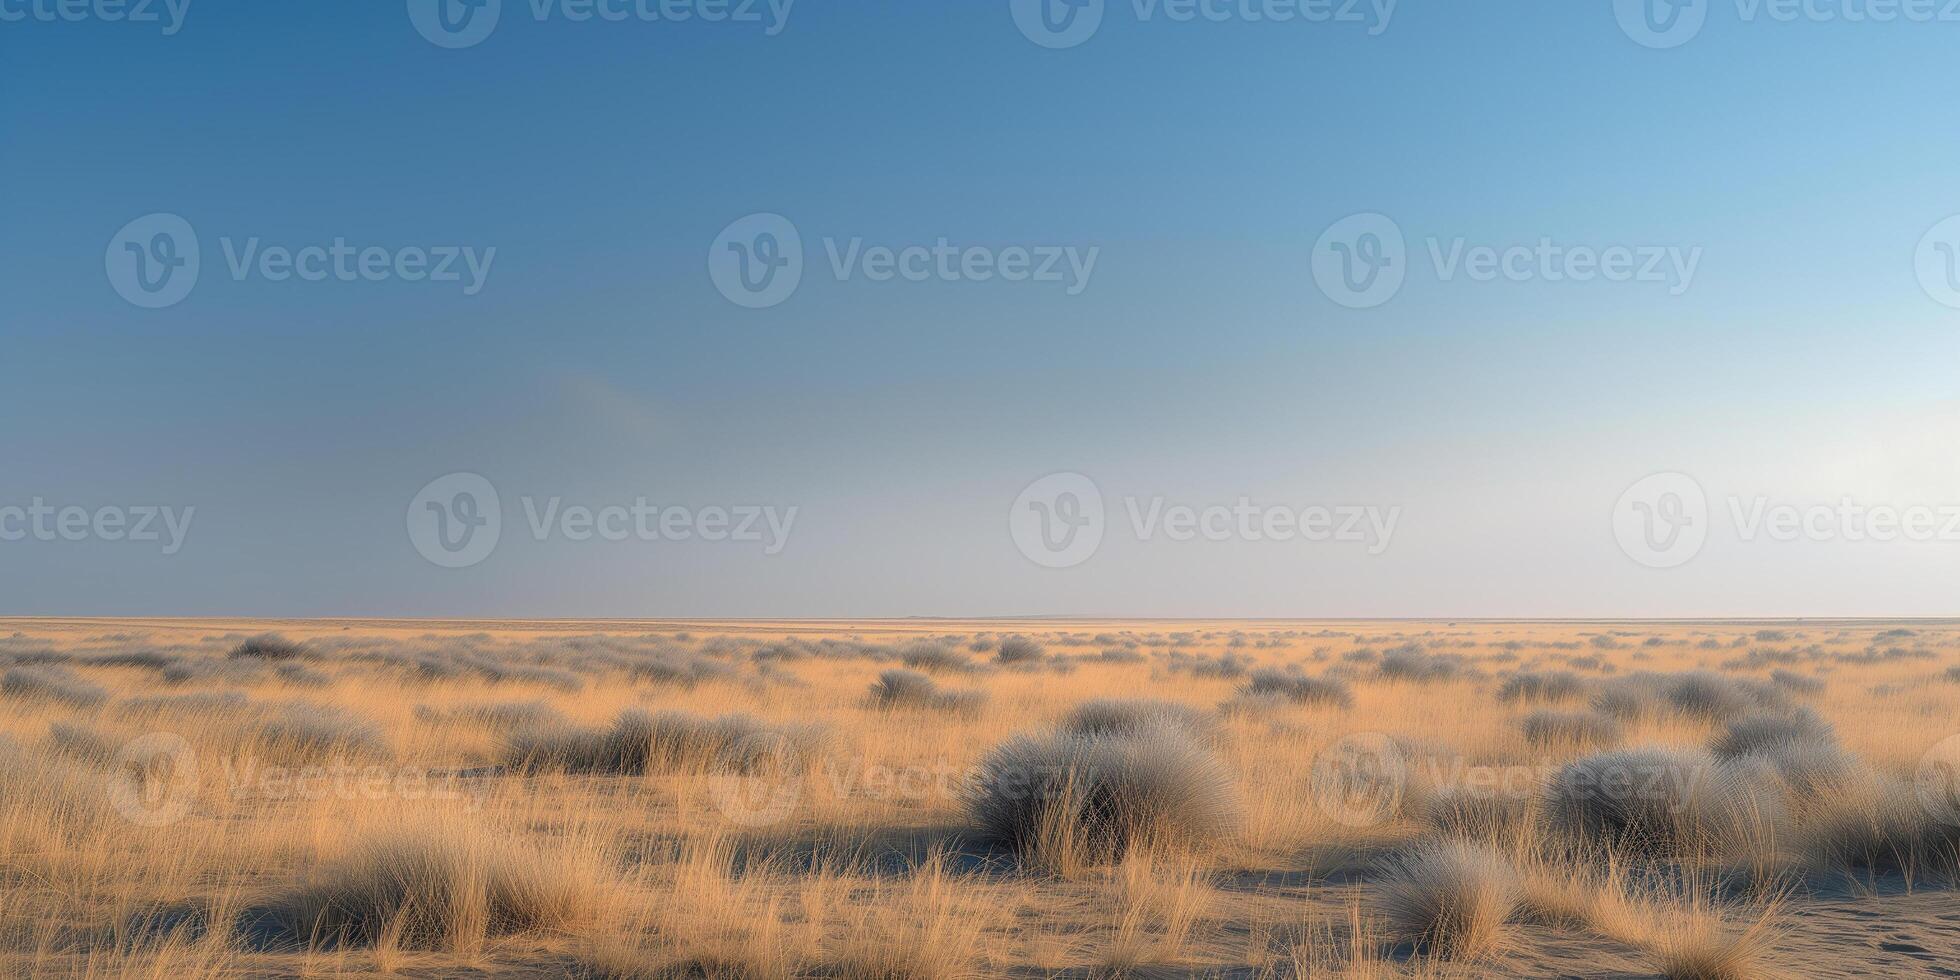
[1373,841,1521,960]
[253,819,610,951]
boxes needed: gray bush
[1059,698,1216,742]
[1519,709,1622,748]
[1239,669,1354,708]
[2,666,108,708]
[1496,671,1585,704]
[964,728,1241,865]
[868,669,986,715]
[508,709,826,776]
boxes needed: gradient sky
[3,0,1959,617]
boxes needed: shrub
[46,721,120,763]
[1592,672,1785,723]
[1058,698,1216,742]
[83,649,176,670]
[508,709,825,776]
[1496,671,1586,704]
[250,825,605,949]
[1768,669,1823,694]
[415,700,567,731]
[160,658,263,686]
[1708,710,1834,760]
[1651,899,1783,980]
[1379,649,1461,682]
[1796,770,1960,874]
[255,703,389,759]
[898,643,972,673]
[994,637,1045,665]
[229,634,308,661]
[964,729,1241,869]
[1,666,108,708]
[1520,710,1622,748]
[1666,672,1787,722]
[1374,842,1520,959]
[867,669,986,715]
[1239,669,1354,708]
[1540,748,1782,858]
[1424,786,1533,843]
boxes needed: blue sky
[3,0,1959,617]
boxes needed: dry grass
[249,818,611,951]
[964,727,1242,872]
[0,618,1953,976]
[1374,841,1521,959]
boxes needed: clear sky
[4,0,1959,618]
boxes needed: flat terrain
[2,618,1958,977]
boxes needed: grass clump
[1374,841,1521,960]
[508,708,826,776]
[229,634,309,661]
[251,823,606,951]
[1,666,109,708]
[897,642,972,673]
[255,702,390,759]
[965,728,1241,870]
[1520,709,1623,749]
[867,669,986,715]
[993,636,1045,665]
[1059,698,1216,743]
[1497,670,1586,704]
[1539,748,1782,859]
[1239,668,1354,708]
